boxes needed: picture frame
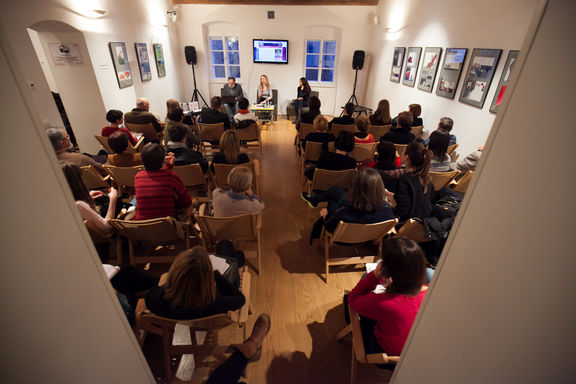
[490,50,520,114]
[436,48,468,99]
[402,47,422,87]
[459,48,502,108]
[390,47,405,83]
[417,47,442,93]
[134,43,152,82]
[108,42,133,89]
[153,43,166,78]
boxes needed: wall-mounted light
[167,10,177,22]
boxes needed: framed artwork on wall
[402,47,422,87]
[459,48,502,108]
[134,43,152,82]
[436,48,467,99]
[390,47,405,83]
[108,42,133,89]
[153,43,166,78]
[417,47,442,92]
[490,50,520,113]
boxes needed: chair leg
[324,236,330,284]
[162,326,173,381]
[350,347,357,384]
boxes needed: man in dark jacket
[221,76,244,118]
[200,96,232,131]
[165,124,208,173]
[124,97,163,132]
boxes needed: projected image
[253,40,288,64]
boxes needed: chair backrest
[310,90,319,99]
[81,165,109,190]
[234,123,260,142]
[453,170,474,194]
[331,123,355,139]
[195,210,259,245]
[394,144,408,157]
[103,165,144,194]
[173,164,207,188]
[109,217,181,243]
[350,142,377,163]
[212,161,258,191]
[311,168,357,192]
[302,141,324,163]
[125,122,159,142]
[368,124,391,141]
[330,219,397,244]
[397,218,431,243]
[429,170,460,191]
[95,135,138,154]
[198,123,225,143]
[299,123,315,140]
[447,143,459,156]
[271,89,278,105]
[410,125,424,138]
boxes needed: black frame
[402,47,422,87]
[490,50,520,113]
[108,42,133,89]
[153,43,166,78]
[134,43,152,82]
[436,48,468,99]
[390,47,405,83]
[459,48,502,108]
[417,47,442,93]
[252,39,289,64]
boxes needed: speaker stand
[190,64,208,108]
[341,68,360,117]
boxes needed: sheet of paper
[102,264,120,280]
[209,255,230,275]
[365,262,386,293]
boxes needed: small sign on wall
[48,43,83,65]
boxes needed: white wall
[394,0,576,382]
[368,0,540,156]
[174,4,377,116]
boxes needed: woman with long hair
[427,130,452,172]
[408,103,423,127]
[392,142,434,224]
[371,140,405,193]
[211,130,250,169]
[257,75,272,104]
[349,237,428,357]
[291,77,311,122]
[369,99,392,126]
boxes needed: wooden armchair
[198,122,226,154]
[95,134,144,153]
[394,144,408,158]
[195,204,262,275]
[125,122,162,143]
[297,122,315,144]
[452,170,474,195]
[173,164,211,203]
[447,143,459,162]
[396,218,431,243]
[103,165,144,197]
[300,141,324,184]
[429,170,460,191]
[135,267,252,382]
[331,123,355,139]
[305,168,357,194]
[212,160,261,196]
[368,124,391,141]
[84,220,120,264]
[323,219,397,282]
[234,123,261,156]
[410,125,424,139]
[80,165,110,190]
[350,142,377,164]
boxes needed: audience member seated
[371,141,405,193]
[233,97,258,128]
[369,99,392,126]
[422,117,457,146]
[165,124,208,172]
[349,237,429,359]
[354,115,374,143]
[163,107,201,148]
[391,103,423,129]
[428,130,453,172]
[302,168,395,243]
[211,130,250,171]
[212,167,264,217]
[296,95,321,132]
[134,143,191,221]
[47,128,107,174]
[329,102,355,131]
[167,98,194,126]
[305,131,357,181]
[107,132,142,167]
[200,96,231,131]
[301,115,335,151]
[382,111,416,144]
[221,76,244,118]
[101,109,138,146]
[146,246,245,320]
[456,145,484,173]
[124,97,163,133]
[391,142,434,225]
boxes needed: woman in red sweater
[349,237,428,358]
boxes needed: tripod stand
[190,63,208,107]
[340,68,360,116]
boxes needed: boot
[235,313,271,361]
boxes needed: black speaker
[185,46,197,65]
[352,50,365,70]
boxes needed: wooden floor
[144,118,392,383]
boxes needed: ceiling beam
[173,0,378,5]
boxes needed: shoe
[301,193,318,208]
[291,120,297,124]
[235,313,271,361]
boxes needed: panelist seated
[257,74,272,104]
[221,76,243,118]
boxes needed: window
[305,39,337,84]
[209,36,240,80]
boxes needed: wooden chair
[94,135,144,153]
[195,204,262,274]
[234,123,261,156]
[429,170,460,191]
[109,217,191,265]
[80,165,110,190]
[198,123,226,154]
[452,170,474,195]
[447,143,459,162]
[125,122,162,143]
[394,144,408,158]
[212,160,261,196]
[350,142,377,164]
[323,219,397,282]
[331,123,355,139]
[305,168,357,194]
[84,220,120,265]
[368,124,391,141]
[300,141,324,184]
[410,125,424,139]
[103,165,144,197]
[135,267,251,382]
[173,164,211,203]
[396,218,431,243]
[297,122,315,143]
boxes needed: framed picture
[134,43,152,82]
[402,47,422,87]
[417,47,442,92]
[459,48,502,108]
[153,43,166,78]
[390,47,405,83]
[108,42,133,89]
[436,48,468,99]
[490,50,519,113]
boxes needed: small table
[249,104,275,129]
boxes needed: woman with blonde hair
[212,166,265,217]
[369,99,392,126]
[301,115,335,151]
[211,130,250,167]
[257,75,272,104]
